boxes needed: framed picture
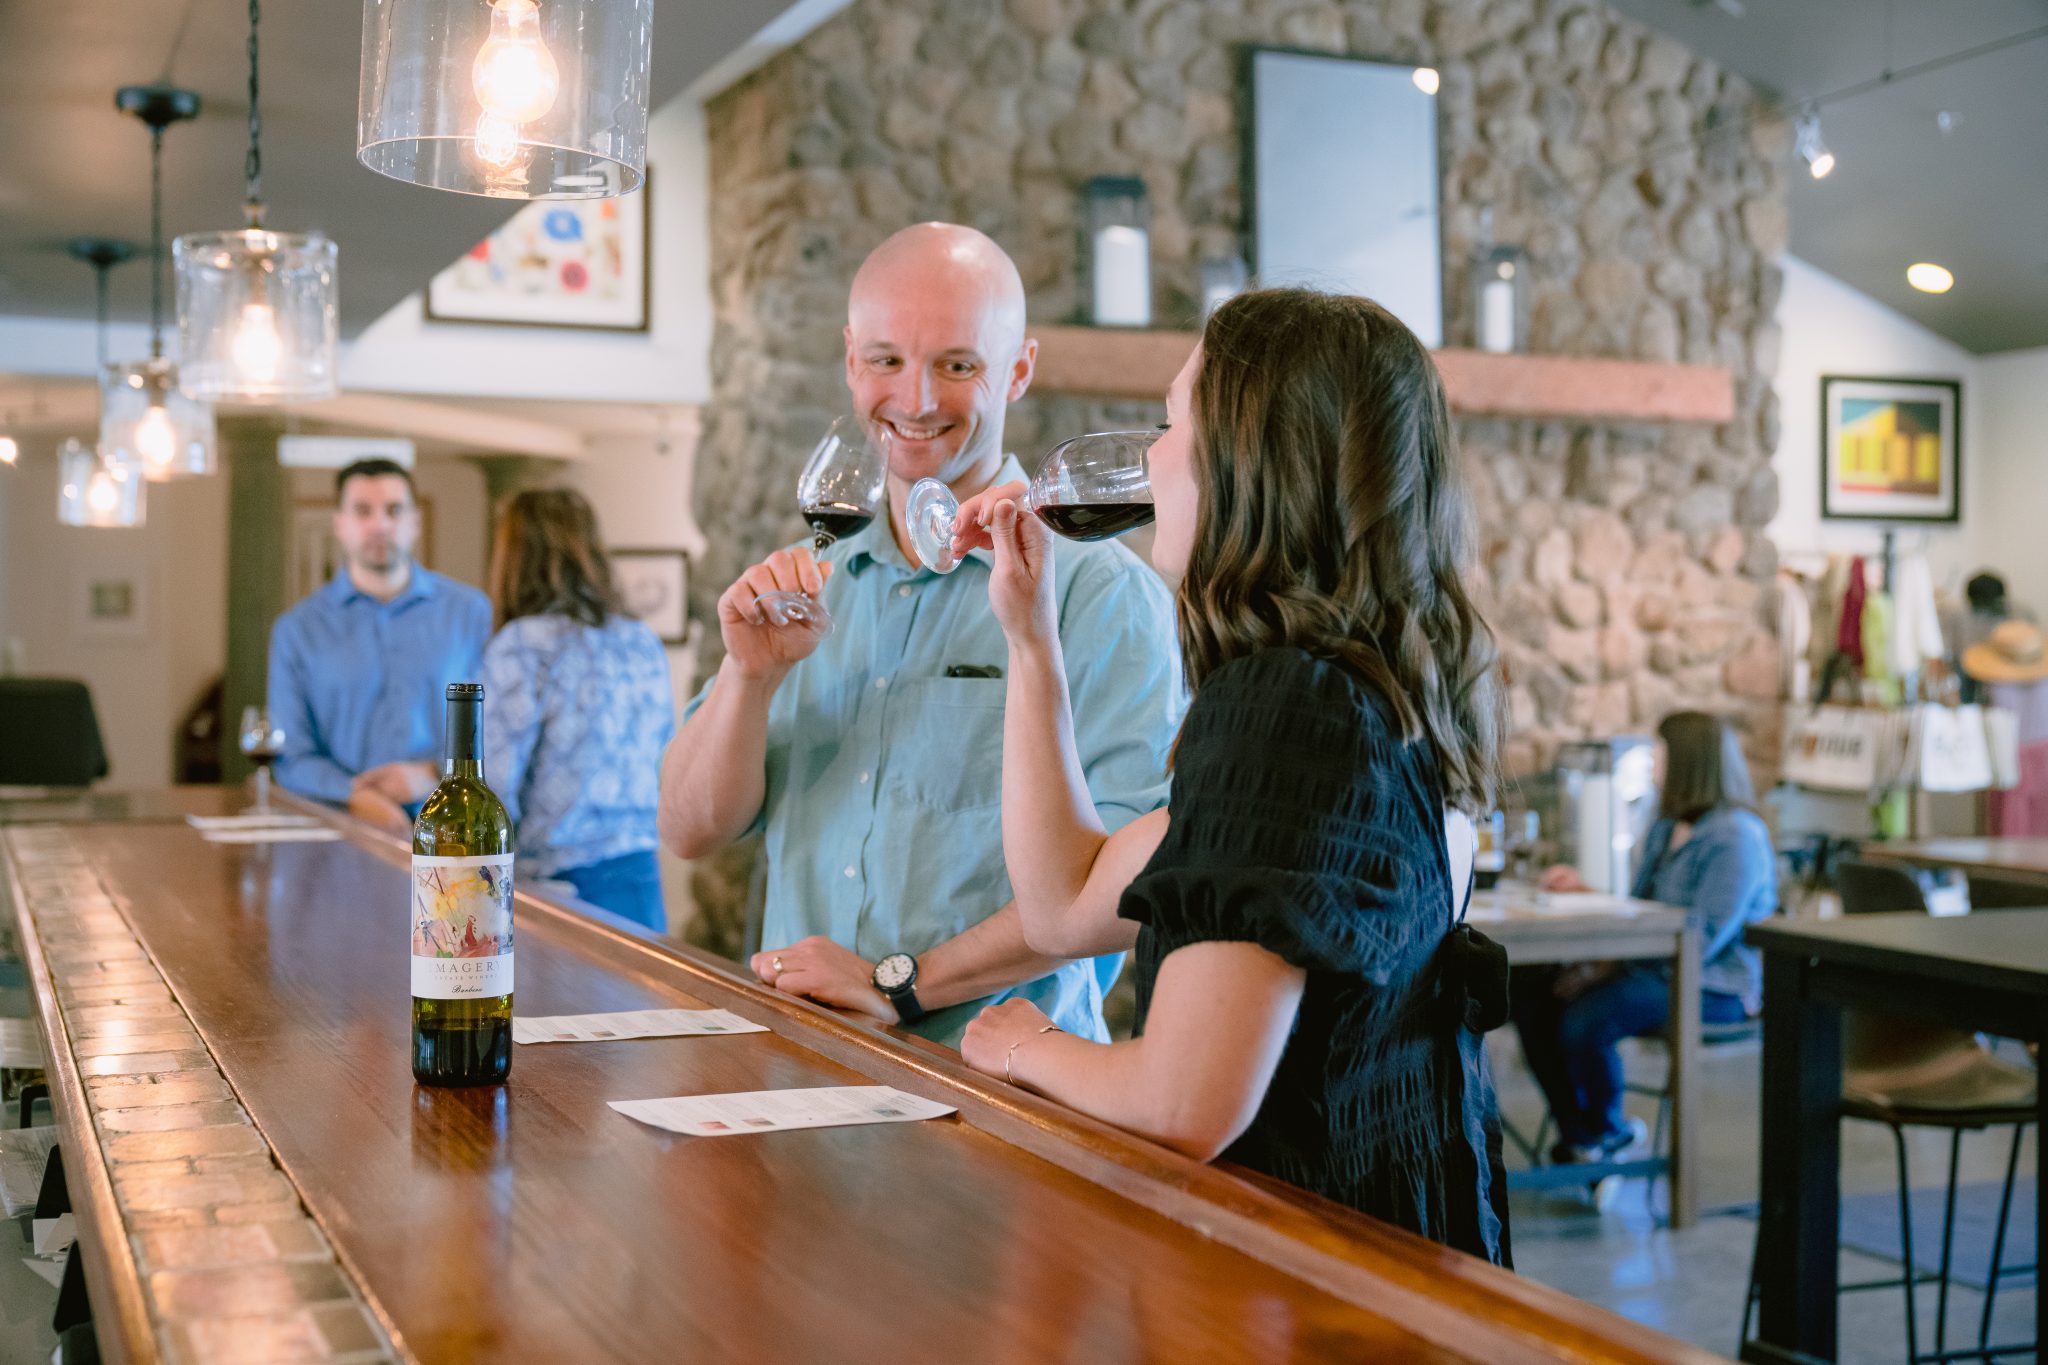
[425,175,651,332]
[611,549,690,645]
[290,498,436,603]
[1821,375,1962,523]
[1243,48,1443,347]
[74,574,148,640]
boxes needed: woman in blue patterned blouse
[480,489,676,932]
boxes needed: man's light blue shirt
[684,457,1184,1047]
[268,567,493,803]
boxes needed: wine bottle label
[410,853,515,999]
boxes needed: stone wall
[689,0,1786,945]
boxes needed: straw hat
[1962,618,2048,684]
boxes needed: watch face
[874,953,915,992]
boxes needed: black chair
[0,679,109,787]
[1741,858,2037,1364]
[1962,872,2048,911]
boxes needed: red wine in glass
[757,418,889,634]
[803,501,876,547]
[1034,503,1155,540]
[908,429,1160,572]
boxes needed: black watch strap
[886,982,926,1025]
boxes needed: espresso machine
[1554,736,1659,894]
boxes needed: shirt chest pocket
[885,676,1006,812]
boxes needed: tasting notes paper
[512,1009,767,1045]
[610,1086,957,1137]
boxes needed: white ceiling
[1608,0,2048,354]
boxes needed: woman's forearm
[1000,638,1112,952]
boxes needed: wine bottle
[411,682,514,1087]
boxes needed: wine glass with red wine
[238,706,286,815]
[905,428,1159,573]
[757,417,890,635]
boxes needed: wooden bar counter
[1,795,1728,1364]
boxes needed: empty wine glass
[239,706,286,815]
[906,429,1159,574]
[756,417,890,635]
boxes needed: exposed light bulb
[1796,111,1835,180]
[136,404,178,472]
[0,436,16,466]
[1412,67,1440,95]
[473,0,559,124]
[473,112,522,167]
[1907,262,1955,294]
[87,468,119,514]
[230,303,284,385]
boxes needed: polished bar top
[3,797,1730,1364]
[0,785,245,826]
[1863,837,2048,882]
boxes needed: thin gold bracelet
[1005,1023,1060,1086]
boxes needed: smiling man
[659,223,1180,1048]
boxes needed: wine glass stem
[253,764,271,814]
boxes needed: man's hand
[961,998,1056,1081]
[719,548,835,681]
[354,761,437,804]
[751,935,896,1022]
[347,784,411,835]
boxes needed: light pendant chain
[150,126,165,359]
[243,0,263,226]
[94,260,110,372]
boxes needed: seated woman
[951,288,1512,1264]
[1513,712,1777,1163]
[354,489,676,931]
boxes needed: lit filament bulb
[136,404,178,472]
[473,113,522,167]
[231,304,284,385]
[0,436,17,466]
[87,468,119,515]
[473,0,558,123]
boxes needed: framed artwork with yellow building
[1821,374,1961,523]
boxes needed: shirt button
[874,676,889,690]
[858,771,871,784]
[896,585,912,599]
[843,865,858,879]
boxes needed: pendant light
[60,240,147,529]
[103,85,218,480]
[176,0,339,401]
[357,0,654,199]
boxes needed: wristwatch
[871,952,925,1025]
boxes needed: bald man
[660,224,1181,1048]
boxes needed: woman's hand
[952,481,1056,649]
[961,997,1056,1082]
[1538,863,1592,893]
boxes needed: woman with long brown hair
[480,488,675,931]
[949,288,1512,1263]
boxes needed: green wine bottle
[411,682,514,1087]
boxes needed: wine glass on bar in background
[238,705,286,815]
[755,417,890,635]
[904,428,1159,574]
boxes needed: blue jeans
[560,850,666,934]
[1510,964,1747,1149]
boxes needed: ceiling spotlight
[1907,262,1954,294]
[1936,110,1963,136]
[1795,111,1834,179]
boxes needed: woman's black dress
[1118,646,1511,1266]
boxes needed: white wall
[1770,256,1984,591]
[1975,346,2048,614]
[1,432,229,786]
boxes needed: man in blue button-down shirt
[267,460,492,821]
[661,224,1182,1048]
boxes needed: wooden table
[1468,889,1703,1229]
[0,807,1733,1364]
[0,785,245,826]
[1863,838,2048,892]
[1744,912,2048,1364]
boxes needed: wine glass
[906,429,1159,574]
[756,417,890,635]
[238,706,286,815]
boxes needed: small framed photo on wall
[1821,375,1962,523]
[611,549,690,645]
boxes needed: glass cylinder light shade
[1083,176,1152,328]
[357,0,654,199]
[1471,243,1529,355]
[102,357,217,480]
[175,229,339,402]
[57,439,145,528]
